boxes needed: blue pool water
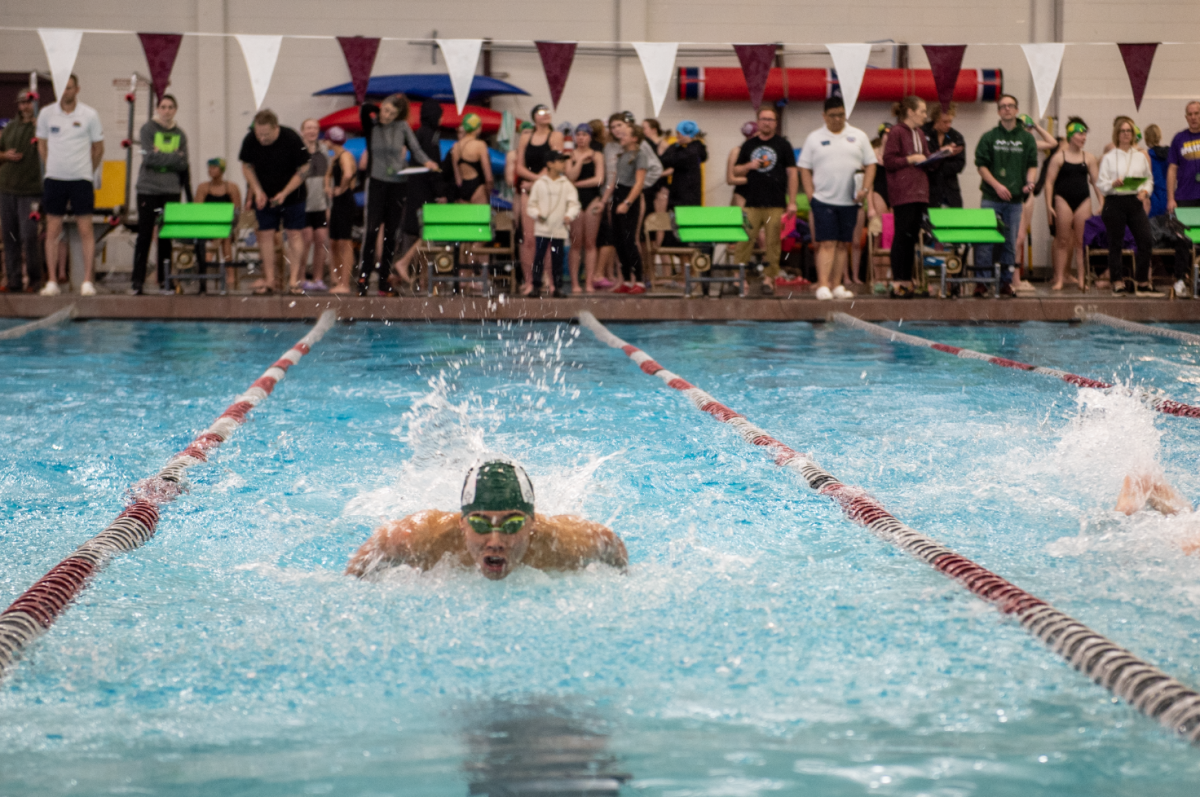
[2,319,1200,795]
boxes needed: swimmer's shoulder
[527,513,628,571]
[346,509,463,576]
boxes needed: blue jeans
[975,198,1023,284]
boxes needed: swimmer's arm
[593,527,629,571]
[345,512,451,577]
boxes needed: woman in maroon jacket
[883,96,956,298]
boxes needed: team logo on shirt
[49,126,60,134]
[1181,138,1200,161]
[751,145,777,172]
[847,136,856,143]
[72,121,81,128]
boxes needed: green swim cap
[1018,113,1034,129]
[461,459,535,516]
[462,113,482,133]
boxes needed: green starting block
[158,202,237,294]
[673,206,750,297]
[420,203,495,295]
[923,207,1007,298]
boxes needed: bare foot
[571,284,583,295]
[584,286,596,294]
[329,286,351,295]
[519,283,534,297]
[1050,282,1064,291]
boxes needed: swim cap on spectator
[676,120,700,137]
[1065,121,1087,138]
[1133,123,1142,143]
[531,104,550,119]
[326,126,347,144]
[519,121,535,132]
[206,157,226,171]
[461,113,482,133]
[1017,113,1034,129]
[621,110,637,126]
[741,121,758,138]
[574,123,593,137]
[877,122,893,138]
[461,459,535,516]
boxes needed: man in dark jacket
[0,90,41,291]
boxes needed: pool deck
[4,289,1200,324]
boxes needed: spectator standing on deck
[1098,116,1155,295]
[1167,102,1200,295]
[516,106,564,294]
[525,151,580,298]
[238,109,310,295]
[131,94,189,295]
[1042,117,1099,292]
[323,126,357,295]
[36,74,103,297]
[974,94,1039,297]
[921,102,966,209]
[566,121,605,294]
[727,121,757,207]
[883,97,936,298]
[298,118,329,292]
[605,115,648,295]
[0,90,42,292]
[357,94,437,296]
[799,97,876,300]
[732,106,798,295]
[660,120,707,208]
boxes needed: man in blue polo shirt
[799,98,876,300]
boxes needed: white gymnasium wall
[2,0,1198,268]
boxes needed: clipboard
[1119,176,1147,191]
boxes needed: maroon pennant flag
[137,33,183,104]
[337,36,381,105]
[733,44,777,110]
[1117,43,1159,110]
[922,44,967,110]
[535,41,577,110]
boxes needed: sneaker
[80,281,96,297]
[612,283,630,294]
[594,277,614,290]
[39,281,60,296]
[627,284,646,295]
[1175,279,1188,297]
[311,280,328,292]
[999,283,1015,298]
[832,285,854,299]
[815,286,833,301]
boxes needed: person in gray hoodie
[132,94,189,294]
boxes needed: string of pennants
[30,28,1164,119]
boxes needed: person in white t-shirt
[35,74,104,296]
[798,98,876,300]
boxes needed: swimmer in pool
[345,459,628,580]
[1115,471,1200,554]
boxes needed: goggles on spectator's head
[1065,122,1088,138]
[531,104,550,119]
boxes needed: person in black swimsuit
[1043,117,1100,290]
[452,113,493,204]
[195,157,242,287]
[515,105,564,293]
[323,126,358,294]
[566,122,605,293]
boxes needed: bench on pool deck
[673,206,750,298]
[158,202,237,294]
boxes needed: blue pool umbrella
[314,74,529,101]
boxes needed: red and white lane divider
[0,310,336,678]
[834,312,1200,420]
[1086,312,1200,346]
[578,310,1200,744]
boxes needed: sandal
[288,284,304,295]
[252,285,274,296]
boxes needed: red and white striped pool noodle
[834,312,1200,419]
[0,310,337,677]
[577,310,1200,744]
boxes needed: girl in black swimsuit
[1043,117,1099,291]
[453,113,492,204]
[567,122,606,293]
[515,105,564,294]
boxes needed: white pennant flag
[1020,42,1065,121]
[825,43,873,119]
[37,28,83,103]
[235,34,283,110]
[437,39,483,114]
[632,42,678,116]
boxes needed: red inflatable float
[677,67,1003,104]
[317,102,503,135]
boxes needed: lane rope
[577,310,1200,744]
[0,310,337,678]
[1086,312,1200,346]
[0,304,75,341]
[833,312,1200,420]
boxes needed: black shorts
[810,198,858,243]
[255,201,306,232]
[305,210,328,229]
[329,196,358,241]
[42,178,94,217]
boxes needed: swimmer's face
[461,510,534,580]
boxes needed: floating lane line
[0,304,76,341]
[833,312,1200,420]
[577,310,1200,744]
[1085,312,1200,346]
[0,309,337,678]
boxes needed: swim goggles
[466,514,528,535]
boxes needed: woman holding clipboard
[1097,116,1155,294]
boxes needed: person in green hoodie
[0,90,42,292]
[132,94,189,294]
[974,94,1038,296]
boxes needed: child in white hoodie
[524,151,581,296]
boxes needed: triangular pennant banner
[825,43,872,119]
[37,28,83,103]
[922,44,967,110]
[138,33,183,105]
[732,44,777,110]
[337,36,381,105]
[1020,43,1065,121]
[1117,42,1159,111]
[535,41,577,110]
[235,34,282,110]
[631,42,678,117]
[437,39,483,114]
